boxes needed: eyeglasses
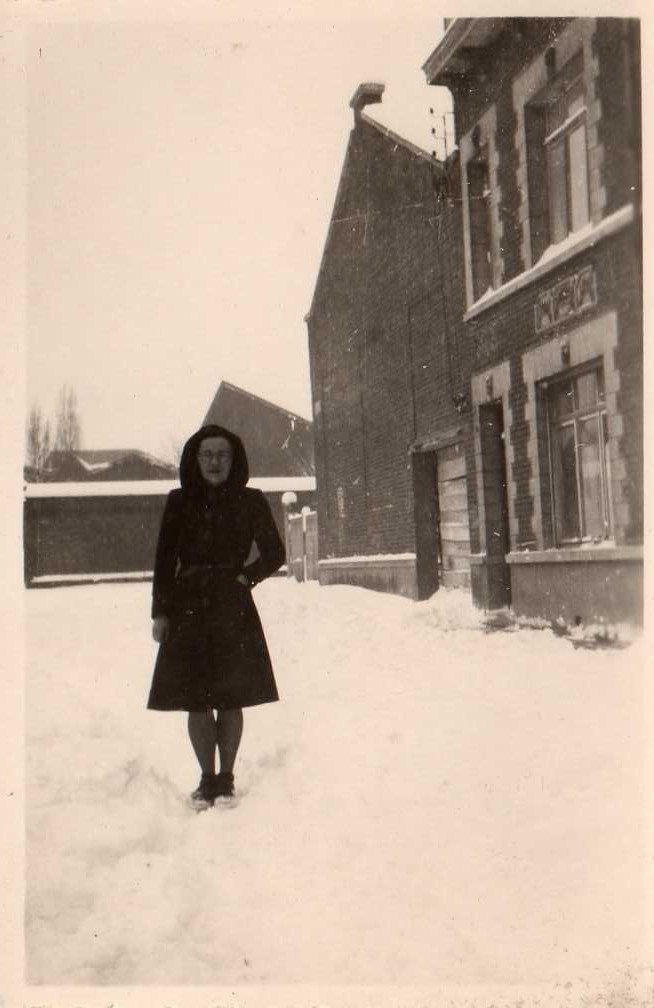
[198,451,232,463]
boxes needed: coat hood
[178,424,249,494]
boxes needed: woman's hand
[152,615,170,643]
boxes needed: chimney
[349,82,385,122]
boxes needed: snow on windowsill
[507,543,642,564]
[542,105,587,148]
[464,203,636,322]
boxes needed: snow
[24,480,179,498]
[251,476,316,492]
[78,459,113,473]
[319,552,416,564]
[542,106,587,148]
[24,476,316,498]
[31,571,153,584]
[22,579,650,1004]
[464,203,635,321]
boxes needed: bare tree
[54,384,82,452]
[26,405,52,479]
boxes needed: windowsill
[463,203,636,322]
[506,543,642,565]
[469,553,507,566]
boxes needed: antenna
[429,108,452,161]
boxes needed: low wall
[506,546,643,625]
[318,555,418,599]
[24,479,315,585]
[24,494,166,582]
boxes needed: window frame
[526,51,590,259]
[466,145,493,302]
[543,75,590,244]
[461,109,498,309]
[544,362,613,546]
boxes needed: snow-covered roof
[49,448,170,465]
[78,459,113,473]
[24,476,316,498]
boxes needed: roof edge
[360,110,443,168]
[422,18,505,85]
[210,381,313,425]
[306,114,447,324]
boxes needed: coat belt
[177,563,240,580]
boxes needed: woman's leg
[216,707,243,774]
[187,708,217,774]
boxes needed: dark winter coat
[147,424,285,712]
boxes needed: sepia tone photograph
[2,3,648,1007]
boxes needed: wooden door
[437,444,470,589]
[479,401,511,607]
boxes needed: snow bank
[24,579,648,1003]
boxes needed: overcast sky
[22,0,452,460]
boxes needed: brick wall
[594,19,641,217]
[308,117,468,563]
[24,495,168,581]
[450,20,572,145]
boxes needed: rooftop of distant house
[205,381,312,425]
[25,448,178,482]
[203,381,314,478]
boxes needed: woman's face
[197,436,233,487]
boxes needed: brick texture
[308,117,469,562]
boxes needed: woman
[147,423,285,806]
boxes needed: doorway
[412,442,471,598]
[478,401,511,608]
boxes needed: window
[546,366,612,544]
[467,147,493,301]
[526,52,590,261]
[544,63,589,243]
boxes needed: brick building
[307,84,470,599]
[423,17,642,623]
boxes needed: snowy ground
[24,578,651,1005]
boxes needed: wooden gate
[285,509,318,581]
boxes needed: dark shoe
[190,773,217,805]
[213,772,234,798]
